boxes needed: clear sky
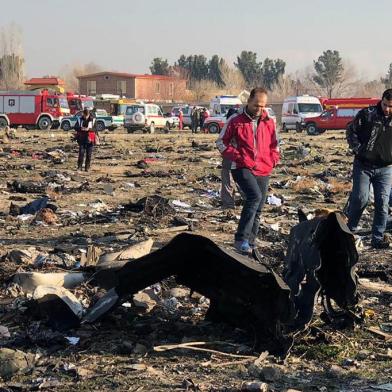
[1,0,390,79]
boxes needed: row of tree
[150,50,392,99]
[150,52,287,91]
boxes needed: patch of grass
[296,343,343,361]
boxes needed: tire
[207,122,220,134]
[38,116,52,130]
[149,122,155,134]
[295,122,302,133]
[61,121,71,131]
[126,128,134,134]
[0,117,8,130]
[132,112,144,124]
[165,121,171,130]
[95,121,105,132]
[306,123,319,136]
[282,123,288,132]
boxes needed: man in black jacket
[346,89,392,248]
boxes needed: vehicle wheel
[149,123,155,134]
[295,122,302,133]
[282,123,288,132]
[95,121,105,132]
[38,116,52,130]
[126,128,134,134]
[165,121,171,131]
[208,123,220,134]
[61,121,71,131]
[306,123,319,136]
[0,117,8,130]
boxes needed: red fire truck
[0,90,70,130]
[302,97,380,135]
[66,93,94,114]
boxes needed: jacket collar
[243,106,269,121]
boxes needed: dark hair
[249,87,268,100]
[382,89,392,101]
[83,108,90,116]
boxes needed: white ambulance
[281,95,323,132]
[209,95,242,116]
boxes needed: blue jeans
[347,159,392,242]
[231,168,269,244]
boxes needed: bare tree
[353,79,384,97]
[269,75,297,101]
[219,63,246,94]
[189,79,220,103]
[0,23,24,90]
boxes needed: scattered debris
[13,271,86,293]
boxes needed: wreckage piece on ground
[284,211,359,330]
[85,232,296,356]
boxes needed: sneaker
[234,240,252,254]
[371,239,390,249]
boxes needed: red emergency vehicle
[302,97,380,135]
[66,93,94,114]
[0,90,70,130]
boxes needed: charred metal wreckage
[78,211,359,356]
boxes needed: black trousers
[78,143,93,170]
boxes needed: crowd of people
[216,87,392,252]
[71,88,392,253]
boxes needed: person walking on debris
[191,106,200,134]
[216,88,279,253]
[74,108,96,172]
[200,108,208,133]
[178,108,184,130]
[346,89,392,249]
[217,105,242,209]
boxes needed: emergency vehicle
[302,97,380,135]
[95,95,137,128]
[203,95,243,133]
[66,93,94,114]
[0,90,69,130]
[204,107,277,133]
[281,95,323,132]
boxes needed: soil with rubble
[0,128,391,392]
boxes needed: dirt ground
[0,128,391,392]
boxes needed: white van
[209,95,242,116]
[281,95,323,132]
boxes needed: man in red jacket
[216,87,279,253]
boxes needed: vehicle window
[59,98,68,109]
[158,108,164,116]
[321,111,331,118]
[287,103,294,114]
[126,106,145,115]
[337,108,355,117]
[267,108,276,117]
[82,100,94,109]
[293,104,299,114]
[46,98,54,107]
[148,106,158,115]
[298,103,323,113]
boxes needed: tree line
[150,50,392,99]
